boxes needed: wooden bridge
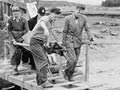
[0,40,92,90]
[0,60,89,90]
[2,41,120,90]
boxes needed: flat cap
[38,7,46,16]
[76,4,85,10]
[12,6,20,11]
[50,8,61,14]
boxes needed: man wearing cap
[8,6,30,72]
[62,5,93,81]
[30,7,61,87]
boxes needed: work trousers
[11,44,35,69]
[65,44,81,80]
[30,38,48,85]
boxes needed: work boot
[63,69,69,80]
[12,66,19,75]
[41,80,53,88]
[68,71,74,81]
[63,70,74,81]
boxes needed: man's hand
[61,44,67,51]
[90,38,94,42]
[11,39,16,44]
[62,40,67,47]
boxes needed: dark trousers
[30,38,48,85]
[65,45,81,80]
[22,48,36,69]
[11,45,22,66]
[11,45,35,69]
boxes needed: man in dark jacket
[62,5,93,81]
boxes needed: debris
[93,21,105,25]
[100,28,110,34]
[110,30,119,36]
[94,33,105,39]
[93,21,119,26]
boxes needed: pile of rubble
[93,21,119,27]
[94,27,119,39]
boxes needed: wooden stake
[85,44,89,82]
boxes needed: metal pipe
[85,44,89,82]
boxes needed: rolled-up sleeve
[62,17,69,46]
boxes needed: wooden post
[57,55,63,76]
[0,1,4,21]
[6,3,8,15]
[4,40,8,64]
[8,3,11,16]
[85,44,89,82]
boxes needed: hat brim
[55,11,61,14]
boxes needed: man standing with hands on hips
[62,5,94,81]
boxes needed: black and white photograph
[0,0,120,90]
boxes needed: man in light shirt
[30,7,61,88]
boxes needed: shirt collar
[72,14,78,20]
[72,14,80,20]
[13,16,21,20]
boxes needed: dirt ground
[81,16,120,90]
[1,15,120,90]
[53,16,120,90]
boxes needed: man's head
[12,6,21,18]
[74,5,85,17]
[49,8,61,21]
[38,7,46,16]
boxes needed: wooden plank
[0,62,88,90]
[0,70,5,79]
[8,75,24,88]
[22,74,36,81]
[24,79,44,90]
[85,44,89,81]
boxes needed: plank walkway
[0,61,104,90]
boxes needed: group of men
[7,5,93,88]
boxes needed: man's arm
[84,20,93,41]
[62,17,69,46]
[32,19,49,36]
[40,21,49,36]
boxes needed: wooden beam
[85,44,89,82]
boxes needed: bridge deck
[0,61,91,90]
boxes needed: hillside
[38,1,80,7]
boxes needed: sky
[67,0,104,5]
[44,0,104,5]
